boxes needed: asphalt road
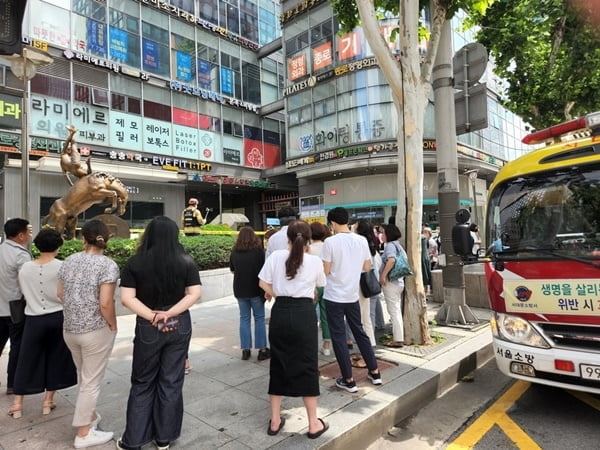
[368,359,600,449]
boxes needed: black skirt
[13,311,77,395]
[268,296,319,397]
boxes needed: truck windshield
[487,162,600,260]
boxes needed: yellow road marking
[568,390,600,411]
[447,380,540,450]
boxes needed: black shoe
[242,349,251,360]
[257,348,271,361]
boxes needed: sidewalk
[0,297,493,449]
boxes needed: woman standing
[9,229,77,419]
[354,220,380,347]
[117,216,201,450]
[229,226,269,361]
[379,224,406,348]
[57,220,119,449]
[258,220,328,439]
[309,221,331,356]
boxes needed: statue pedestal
[92,214,130,239]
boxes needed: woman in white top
[9,229,77,419]
[259,220,329,439]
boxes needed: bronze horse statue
[43,125,129,239]
[43,171,129,240]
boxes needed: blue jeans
[237,296,267,349]
[121,311,191,448]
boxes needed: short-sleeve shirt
[258,249,325,298]
[58,252,120,333]
[0,240,32,316]
[321,232,371,303]
[19,259,63,316]
[265,226,289,258]
[120,254,201,309]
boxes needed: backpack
[183,208,200,227]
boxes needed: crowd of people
[0,204,422,448]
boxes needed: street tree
[468,0,600,129]
[331,0,489,345]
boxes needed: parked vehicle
[454,111,600,393]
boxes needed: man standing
[321,207,382,393]
[181,198,206,236]
[265,206,298,257]
[0,218,32,395]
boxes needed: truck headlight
[491,312,550,348]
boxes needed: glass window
[242,62,261,104]
[169,0,194,13]
[199,0,219,23]
[30,75,70,100]
[72,0,106,21]
[172,33,196,82]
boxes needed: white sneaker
[74,428,114,448]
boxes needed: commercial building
[0,0,289,230]
[264,0,531,230]
[1,0,531,234]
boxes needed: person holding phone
[117,216,202,450]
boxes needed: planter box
[116,268,234,316]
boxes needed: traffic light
[0,0,27,56]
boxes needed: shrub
[31,234,237,270]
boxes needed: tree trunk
[356,0,434,345]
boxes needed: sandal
[351,355,367,368]
[42,401,56,415]
[184,359,191,375]
[307,418,329,439]
[8,404,22,419]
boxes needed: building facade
[0,0,288,231]
[264,0,532,232]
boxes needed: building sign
[135,0,259,51]
[198,129,219,161]
[197,59,211,87]
[176,51,193,81]
[189,174,270,188]
[220,67,234,95]
[286,142,399,169]
[338,31,362,60]
[313,42,332,71]
[288,54,307,81]
[173,124,199,159]
[0,93,21,129]
[63,49,150,80]
[143,118,171,155]
[457,144,504,167]
[223,147,241,164]
[282,57,378,96]
[110,111,143,150]
[169,81,259,113]
[109,26,128,62]
[280,0,328,25]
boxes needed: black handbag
[9,297,26,324]
[360,269,382,298]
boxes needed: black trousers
[0,315,24,389]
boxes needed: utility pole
[433,21,478,326]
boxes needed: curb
[318,328,493,450]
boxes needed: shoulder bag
[360,269,382,298]
[388,242,413,280]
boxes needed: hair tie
[96,236,105,242]
[297,233,302,238]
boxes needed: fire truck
[454,112,600,393]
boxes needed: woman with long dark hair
[354,220,381,347]
[258,220,328,439]
[58,220,119,448]
[117,216,202,450]
[229,226,269,361]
